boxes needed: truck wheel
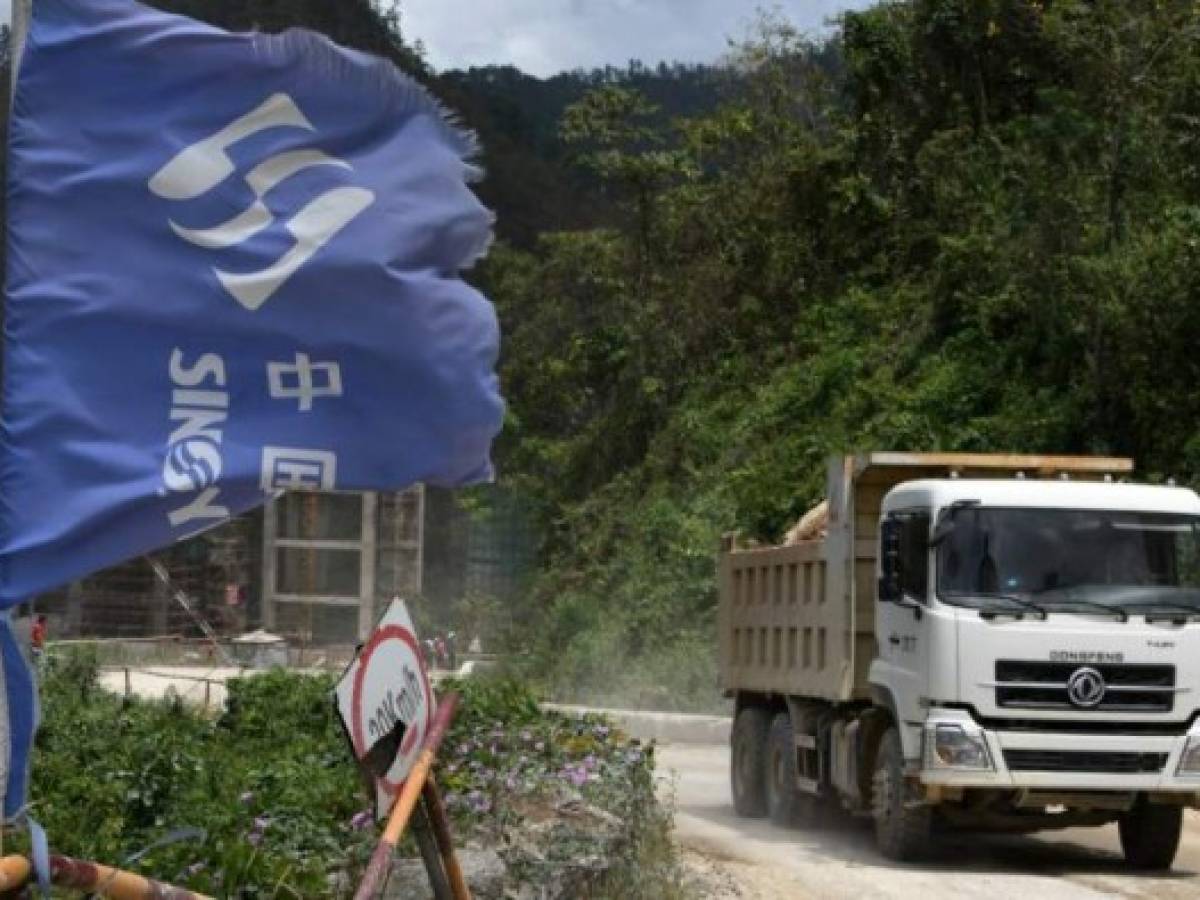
[732,707,770,818]
[1119,799,1182,870]
[872,726,931,861]
[766,712,819,827]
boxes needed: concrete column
[261,495,278,631]
[358,492,378,640]
[65,580,84,638]
[413,485,426,596]
[151,564,170,635]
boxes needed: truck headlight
[926,724,993,770]
[1177,736,1200,775]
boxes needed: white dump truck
[719,452,1200,868]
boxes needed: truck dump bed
[717,452,1134,703]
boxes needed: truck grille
[1003,749,1169,774]
[994,661,1176,713]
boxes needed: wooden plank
[273,537,365,551]
[856,451,1133,477]
[273,593,361,608]
[724,540,824,564]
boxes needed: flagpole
[11,0,30,96]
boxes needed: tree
[561,86,696,265]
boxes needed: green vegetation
[476,2,1200,709]
[30,652,671,897]
[33,651,367,896]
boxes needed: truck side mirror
[879,517,903,602]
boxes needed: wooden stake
[412,801,452,900]
[353,692,458,900]
[47,854,210,899]
[422,780,472,900]
[0,855,30,893]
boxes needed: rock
[553,798,622,831]
[384,857,429,898]
[460,848,507,898]
[326,871,352,896]
[385,848,507,900]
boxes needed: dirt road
[659,743,1200,899]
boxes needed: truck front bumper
[918,708,1200,795]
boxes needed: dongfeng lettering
[163,349,230,528]
[1049,651,1125,664]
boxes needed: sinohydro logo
[162,350,230,530]
[148,93,375,311]
[163,440,219,493]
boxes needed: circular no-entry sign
[335,599,435,818]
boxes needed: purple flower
[535,741,545,753]
[594,725,610,738]
[253,816,270,832]
[626,749,643,764]
[239,791,254,805]
[563,766,588,788]
[506,773,519,791]
[444,792,460,808]
[247,832,263,847]
[583,755,598,770]
[349,810,373,831]
[466,790,491,814]
[520,729,533,743]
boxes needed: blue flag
[0,0,504,605]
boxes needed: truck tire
[732,707,770,818]
[1119,799,1182,870]
[766,712,819,827]
[872,726,931,861]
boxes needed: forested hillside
[436,62,731,243]
[474,1,1200,709]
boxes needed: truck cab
[876,477,1200,862]
[720,453,1200,869]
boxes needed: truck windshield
[935,508,1200,613]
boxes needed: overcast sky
[403,1,869,77]
[2,1,871,78]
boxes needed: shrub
[26,654,675,897]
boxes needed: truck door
[875,510,932,733]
